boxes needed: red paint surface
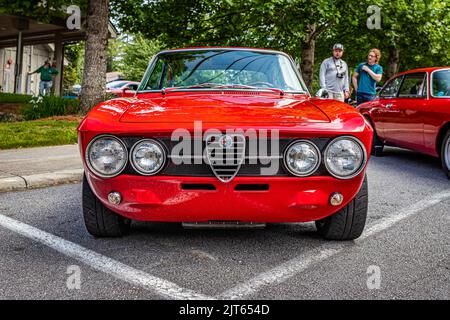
[78,48,374,223]
[84,172,366,222]
[358,67,450,157]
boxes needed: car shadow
[377,146,442,169]
[128,220,323,243]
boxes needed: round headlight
[325,136,366,179]
[86,135,128,178]
[130,139,166,175]
[284,140,321,176]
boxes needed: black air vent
[234,184,269,191]
[181,184,216,190]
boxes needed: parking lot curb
[0,169,84,193]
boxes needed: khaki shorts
[328,91,345,102]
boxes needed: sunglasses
[368,54,376,58]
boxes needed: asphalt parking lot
[0,146,449,300]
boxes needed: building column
[14,31,23,94]
[13,17,29,94]
[53,33,63,96]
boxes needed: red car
[78,47,373,240]
[106,80,140,97]
[358,67,450,178]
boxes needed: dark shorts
[356,92,375,105]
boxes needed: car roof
[397,66,450,75]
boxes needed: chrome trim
[129,139,167,176]
[85,134,128,178]
[324,136,367,180]
[283,140,321,177]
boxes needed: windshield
[140,49,307,93]
[432,69,450,97]
[106,81,127,89]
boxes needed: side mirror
[315,88,329,99]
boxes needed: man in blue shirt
[352,49,383,105]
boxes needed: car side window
[398,73,427,98]
[146,59,164,90]
[379,76,403,98]
[432,69,450,97]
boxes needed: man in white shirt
[319,44,350,102]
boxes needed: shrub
[20,95,80,120]
[0,92,33,104]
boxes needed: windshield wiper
[215,84,257,89]
[262,87,285,96]
[162,83,223,93]
[185,83,224,89]
[161,83,221,94]
[215,84,285,96]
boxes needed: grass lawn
[0,120,80,149]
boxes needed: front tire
[441,130,450,179]
[315,175,368,240]
[82,174,131,237]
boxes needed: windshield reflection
[141,49,307,93]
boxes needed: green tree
[318,0,450,81]
[111,0,370,90]
[0,0,87,20]
[107,37,127,72]
[119,34,163,81]
[64,41,85,88]
[359,0,449,78]
[111,0,450,90]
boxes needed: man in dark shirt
[28,60,59,96]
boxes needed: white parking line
[218,189,450,300]
[0,214,214,300]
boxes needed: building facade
[0,44,60,95]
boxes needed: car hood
[119,93,330,124]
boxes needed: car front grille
[204,133,246,182]
[120,137,331,178]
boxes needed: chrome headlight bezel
[324,136,367,179]
[129,139,167,176]
[85,134,128,178]
[283,140,321,177]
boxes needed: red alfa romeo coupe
[78,47,373,240]
[358,67,450,178]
